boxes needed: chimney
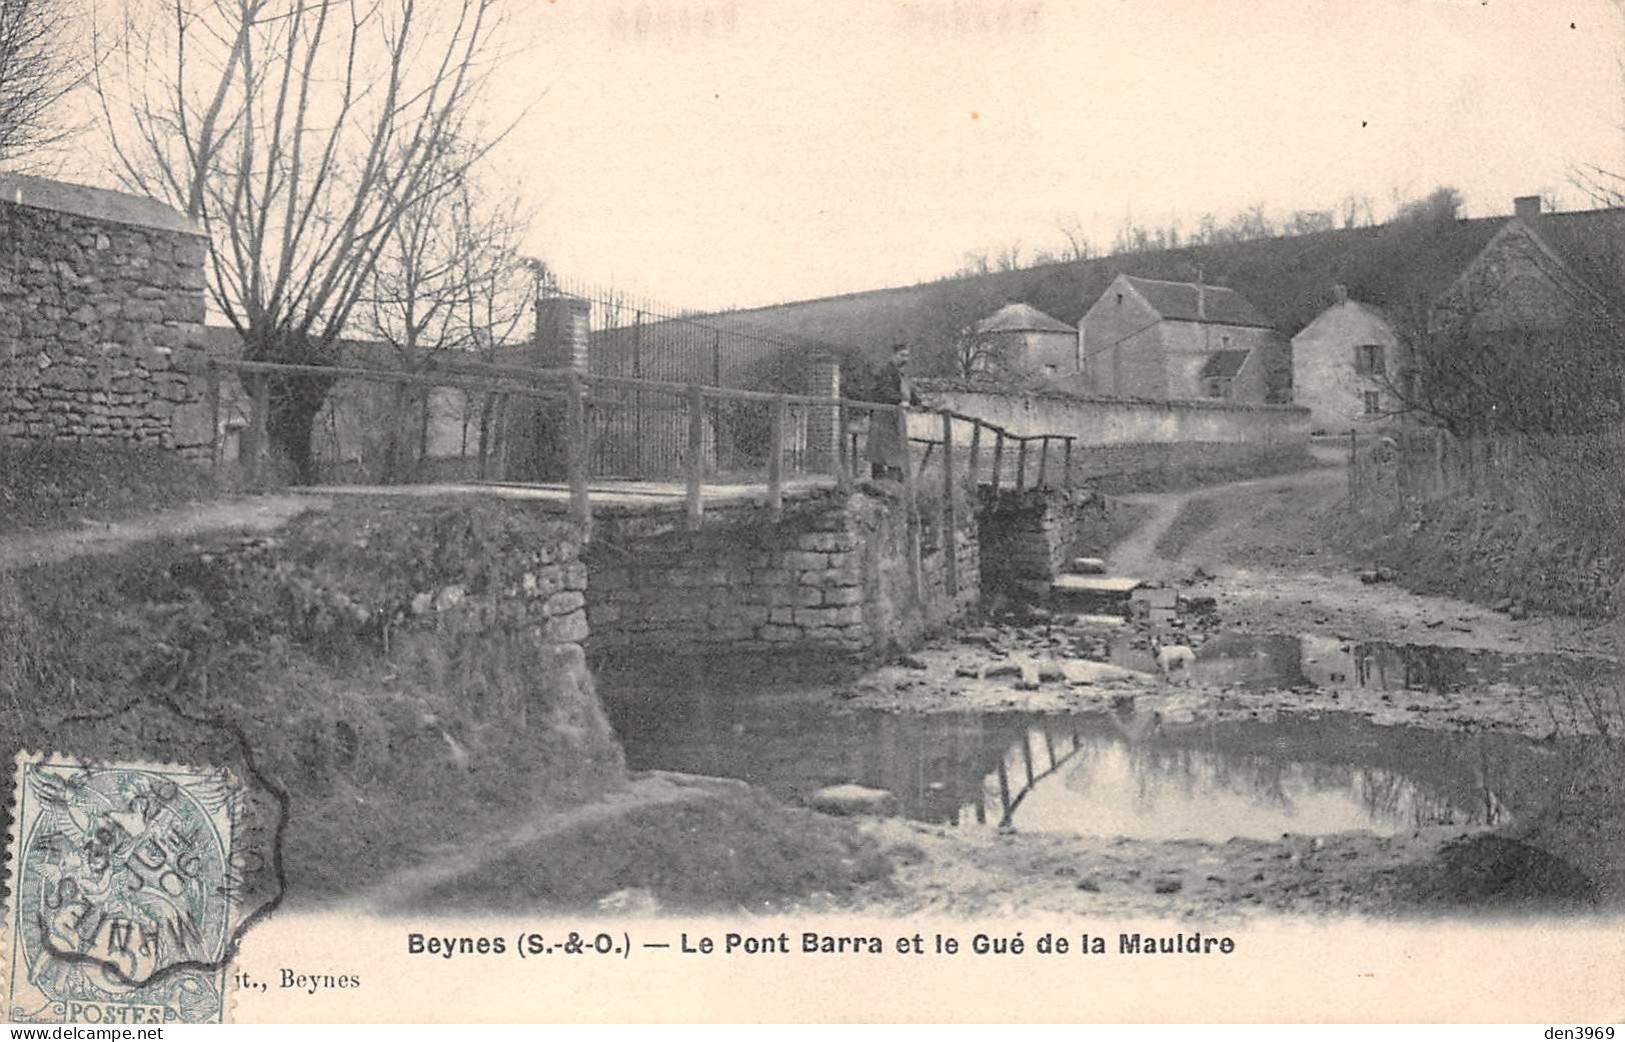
[1332,283,1348,305]
[1514,196,1541,221]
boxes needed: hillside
[712,215,1510,370]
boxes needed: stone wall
[181,495,607,783]
[586,489,979,655]
[914,381,1310,484]
[977,487,1107,594]
[1,174,215,454]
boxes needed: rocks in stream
[808,784,898,817]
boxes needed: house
[1290,285,1407,432]
[1079,273,1280,402]
[1432,196,1623,336]
[967,302,1078,379]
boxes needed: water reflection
[599,665,1555,843]
[973,723,1492,841]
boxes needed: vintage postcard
[2,0,1624,1026]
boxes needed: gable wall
[1291,302,1405,431]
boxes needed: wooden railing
[204,358,1081,601]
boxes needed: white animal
[420,711,472,772]
[1149,635,1196,683]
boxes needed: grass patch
[409,787,894,914]
[1153,497,1221,561]
[1091,447,1324,494]
[1077,497,1153,559]
[1329,496,1623,618]
[0,499,624,904]
[0,442,219,531]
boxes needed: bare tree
[0,0,85,165]
[1284,209,1334,236]
[1339,193,1374,230]
[94,0,519,480]
[1056,215,1094,261]
[361,161,533,482]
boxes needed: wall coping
[0,172,205,238]
[915,377,1311,416]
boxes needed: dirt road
[0,494,326,573]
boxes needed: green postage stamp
[4,753,239,1025]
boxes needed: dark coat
[865,362,916,468]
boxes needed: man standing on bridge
[866,342,918,481]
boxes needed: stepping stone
[1071,556,1107,574]
[808,784,897,817]
[1052,575,1141,597]
[1129,586,1178,610]
[1051,575,1142,614]
[1061,659,1151,685]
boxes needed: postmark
[3,753,241,1024]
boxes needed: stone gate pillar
[533,296,591,372]
[506,295,591,481]
[804,353,841,473]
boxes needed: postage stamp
[3,753,241,1025]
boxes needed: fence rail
[203,357,1082,572]
[1345,425,1625,531]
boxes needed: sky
[480,0,1625,311]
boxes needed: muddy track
[1107,465,1621,661]
[1107,467,1347,580]
[0,494,326,573]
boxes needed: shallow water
[598,659,1567,843]
[1100,631,1621,695]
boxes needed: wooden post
[1434,427,1446,498]
[941,411,958,599]
[246,370,270,485]
[686,384,705,529]
[900,405,923,603]
[205,364,222,469]
[1064,437,1074,487]
[967,421,982,495]
[768,395,787,515]
[1348,430,1358,501]
[1037,437,1050,488]
[1015,438,1029,492]
[991,430,1005,495]
[836,399,852,493]
[565,372,592,534]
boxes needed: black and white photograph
[1,0,1623,1026]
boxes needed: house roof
[0,172,204,237]
[1121,275,1275,329]
[972,302,1075,335]
[1520,207,1625,292]
[1290,297,1397,343]
[1200,349,1252,379]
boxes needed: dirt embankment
[1,491,899,914]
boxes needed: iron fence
[540,274,847,480]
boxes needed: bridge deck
[302,476,839,516]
